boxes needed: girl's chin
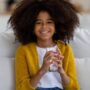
[38,38,51,41]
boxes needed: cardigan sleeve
[15,46,35,90]
[63,45,80,90]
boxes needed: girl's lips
[40,30,50,35]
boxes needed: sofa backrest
[0,31,19,57]
[70,28,90,58]
[0,31,19,90]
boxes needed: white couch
[0,14,90,90]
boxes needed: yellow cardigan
[15,41,80,90]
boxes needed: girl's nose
[42,22,47,28]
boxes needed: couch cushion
[0,15,11,33]
[0,57,15,90]
[70,28,90,58]
[0,31,19,57]
[79,14,90,30]
[75,57,90,90]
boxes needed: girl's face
[34,11,55,42]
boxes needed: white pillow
[79,14,90,30]
[0,15,11,33]
[75,57,90,90]
[0,31,19,57]
[70,28,90,58]
[0,15,13,33]
[0,57,15,90]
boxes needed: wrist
[59,68,65,75]
[38,67,46,76]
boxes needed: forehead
[37,11,52,19]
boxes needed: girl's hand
[41,51,58,73]
[57,54,65,74]
[56,48,65,74]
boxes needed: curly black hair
[9,0,79,45]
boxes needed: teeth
[40,31,48,34]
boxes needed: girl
[9,0,80,90]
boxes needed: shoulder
[16,42,36,53]
[57,40,72,49]
[57,40,73,54]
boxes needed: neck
[37,39,56,48]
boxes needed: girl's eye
[47,20,54,24]
[35,21,42,24]
[35,20,54,25]
[47,21,54,24]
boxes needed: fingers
[44,51,58,58]
[43,48,64,72]
[58,55,64,61]
[44,50,64,64]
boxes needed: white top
[36,45,63,89]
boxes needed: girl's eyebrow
[36,18,53,21]
[47,18,53,21]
